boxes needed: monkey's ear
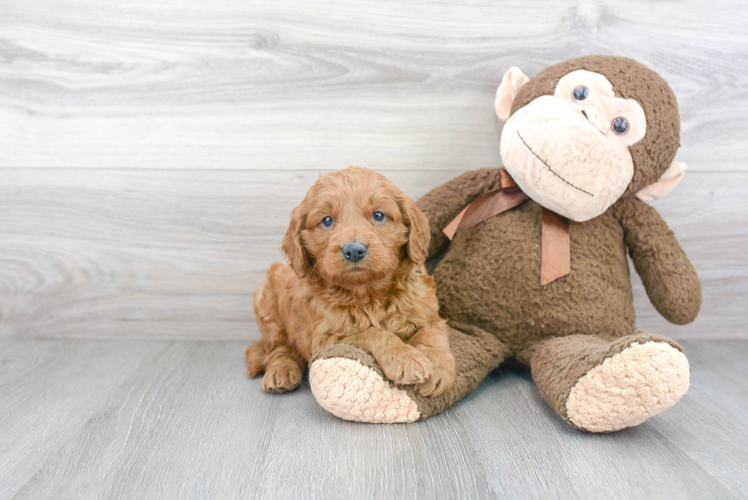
[636,161,688,202]
[495,67,530,122]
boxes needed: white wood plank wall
[1,0,746,340]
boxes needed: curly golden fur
[246,167,455,397]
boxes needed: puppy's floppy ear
[282,202,312,277]
[398,192,430,266]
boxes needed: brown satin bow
[443,168,571,286]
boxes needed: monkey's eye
[372,211,386,223]
[572,86,590,101]
[321,216,334,228]
[611,117,629,135]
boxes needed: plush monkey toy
[308,56,701,432]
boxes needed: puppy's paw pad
[566,341,690,432]
[310,357,420,423]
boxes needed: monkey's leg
[308,322,509,423]
[519,329,690,433]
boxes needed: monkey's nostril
[342,241,368,263]
[579,106,609,134]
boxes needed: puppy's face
[283,167,429,289]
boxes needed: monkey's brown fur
[309,56,701,430]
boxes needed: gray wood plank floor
[2,338,746,500]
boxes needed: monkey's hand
[416,168,503,262]
[614,197,702,324]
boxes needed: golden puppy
[246,166,455,397]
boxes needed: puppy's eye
[372,211,386,223]
[611,117,629,135]
[572,86,589,101]
[321,216,334,228]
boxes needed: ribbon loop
[443,169,529,240]
[442,168,570,286]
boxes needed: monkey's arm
[614,197,702,324]
[416,168,502,261]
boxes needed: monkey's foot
[309,344,420,423]
[309,327,509,424]
[566,340,690,433]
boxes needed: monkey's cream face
[500,70,647,222]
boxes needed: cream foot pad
[309,357,420,424]
[566,341,690,432]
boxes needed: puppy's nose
[342,241,368,263]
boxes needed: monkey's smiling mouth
[516,131,594,197]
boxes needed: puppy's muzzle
[342,241,368,263]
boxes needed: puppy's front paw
[413,344,456,397]
[261,362,303,393]
[378,345,433,385]
[415,359,456,397]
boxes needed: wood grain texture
[1,0,747,171]
[2,339,747,499]
[658,340,748,496]
[0,168,461,339]
[0,339,169,498]
[448,338,748,499]
[0,169,744,340]
[1,1,745,497]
